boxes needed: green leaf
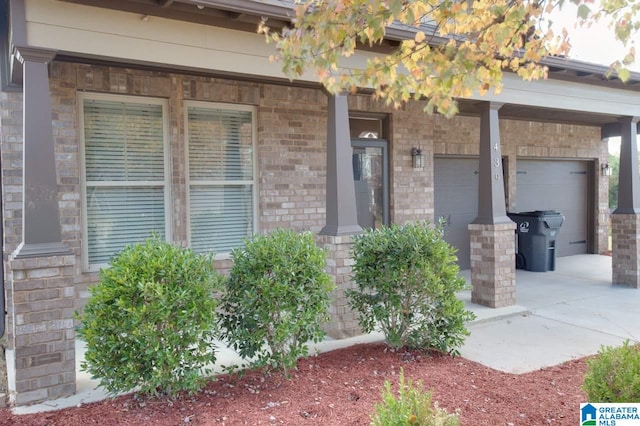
[618,67,631,82]
[577,4,591,20]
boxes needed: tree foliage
[577,0,639,82]
[259,0,638,117]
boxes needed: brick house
[1,0,639,406]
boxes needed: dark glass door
[352,139,389,229]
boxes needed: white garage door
[515,159,591,257]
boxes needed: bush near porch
[348,222,475,354]
[77,238,223,397]
[76,224,474,399]
[219,229,334,375]
[583,340,640,402]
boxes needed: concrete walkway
[14,254,636,414]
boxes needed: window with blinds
[81,95,169,269]
[186,103,256,255]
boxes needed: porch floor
[15,254,639,413]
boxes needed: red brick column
[316,234,361,338]
[6,254,76,406]
[612,214,640,288]
[469,222,516,307]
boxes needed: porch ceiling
[457,100,624,127]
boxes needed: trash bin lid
[543,214,564,228]
[533,210,564,228]
[530,210,558,216]
[508,210,564,228]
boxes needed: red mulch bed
[0,343,588,425]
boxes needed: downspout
[0,0,7,339]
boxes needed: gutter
[182,0,296,19]
[541,55,640,82]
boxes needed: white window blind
[82,97,168,268]
[187,104,255,254]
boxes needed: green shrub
[583,340,640,402]
[77,238,222,396]
[219,229,334,374]
[371,370,459,426]
[347,222,474,354]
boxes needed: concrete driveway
[460,254,639,373]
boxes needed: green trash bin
[507,210,564,272]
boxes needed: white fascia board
[25,0,640,117]
[25,0,311,79]
[472,73,640,117]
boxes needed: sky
[550,2,640,72]
[549,3,639,154]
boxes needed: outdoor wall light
[601,163,613,177]
[412,147,424,170]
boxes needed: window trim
[78,92,172,272]
[184,100,258,259]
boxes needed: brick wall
[0,91,25,350]
[0,90,24,407]
[257,85,327,233]
[0,91,24,256]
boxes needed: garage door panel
[516,160,590,257]
[519,186,585,210]
[434,162,478,186]
[434,157,479,270]
[444,191,479,213]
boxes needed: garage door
[515,160,590,257]
[434,157,479,270]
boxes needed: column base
[6,254,77,406]
[316,234,362,338]
[469,222,516,308]
[612,214,640,288]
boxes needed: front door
[351,139,389,229]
